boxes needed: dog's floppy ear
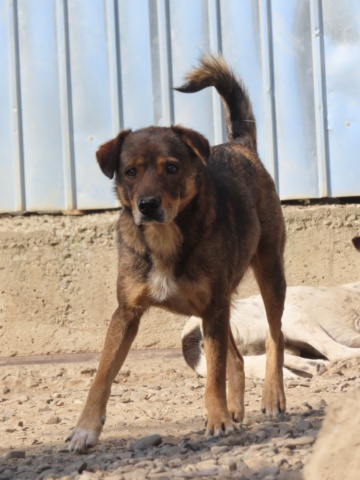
[171,125,210,165]
[352,237,360,252]
[96,129,131,179]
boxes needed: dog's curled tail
[175,54,257,149]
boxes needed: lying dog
[67,55,287,453]
[182,282,360,379]
[183,239,360,380]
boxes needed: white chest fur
[143,223,183,303]
[148,267,178,302]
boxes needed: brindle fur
[67,55,287,453]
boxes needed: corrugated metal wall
[1,0,360,213]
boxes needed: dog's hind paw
[230,410,244,423]
[66,427,99,454]
[261,381,286,418]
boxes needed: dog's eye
[166,163,179,175]
[125,168,137,178]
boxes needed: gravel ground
[1,349,360,480]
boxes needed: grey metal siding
[1,0,359,212]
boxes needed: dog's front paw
[66,416,105,453]
[261,380,286,418]
[66,427,100,453]
[205,412,237,437]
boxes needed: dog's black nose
[138,196,161,215]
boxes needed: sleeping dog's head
[96,126,209,225]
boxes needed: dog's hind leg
[227,328,245,422]
[252,247,286,418]
[67,305,143,453]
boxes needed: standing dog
[67,55,286,453]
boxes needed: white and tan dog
[182,238,360,379]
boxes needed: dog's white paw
[66,427,99,453]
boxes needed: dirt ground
[0,350,360,479]
[1,204,360,479]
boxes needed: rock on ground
[304,391,360,480]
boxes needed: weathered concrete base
[1,204,359,356]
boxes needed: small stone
[168,458,182,468]
[196,459,218,470]
[75,472,96,480]
[258,465,280,479]
[211,445,229,456]
[245,378,256,389]
[17,394,29,404]
[130,391,148,402]
[3,386,10,394]
[133,434,162,450]
[256,429,269,441]
[295,419,313,431]
[5,450,26,459]
[283,435,315,449]
[70,461,87,473]
[45,413,61,425]
[120,395,131,404]
[38,405,51,412]
[225,459,237,471]
[36,464,52,474]
[80,367,97,375]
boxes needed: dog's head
[352,237,360,252]
[96,126,210,225]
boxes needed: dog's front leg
[202,303,235,436]
[67,305,142,453]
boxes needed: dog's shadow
[0,411,325,478]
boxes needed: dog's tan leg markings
[202,303,235,436]
[67,306,143,453]
[252,249,286,418]
[227,328,245,423]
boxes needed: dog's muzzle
[137,196,163,223]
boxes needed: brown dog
[67,55,286,453]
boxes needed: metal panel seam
[156,0,174,125]
[209,0,225,145]
[57,0,75,210]
[310,0,330,197]
[60,0,77,209]
[114,0,124,130]
[259,0,279,191]
[9,0,25,211]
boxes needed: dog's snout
[138,196,161,215]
